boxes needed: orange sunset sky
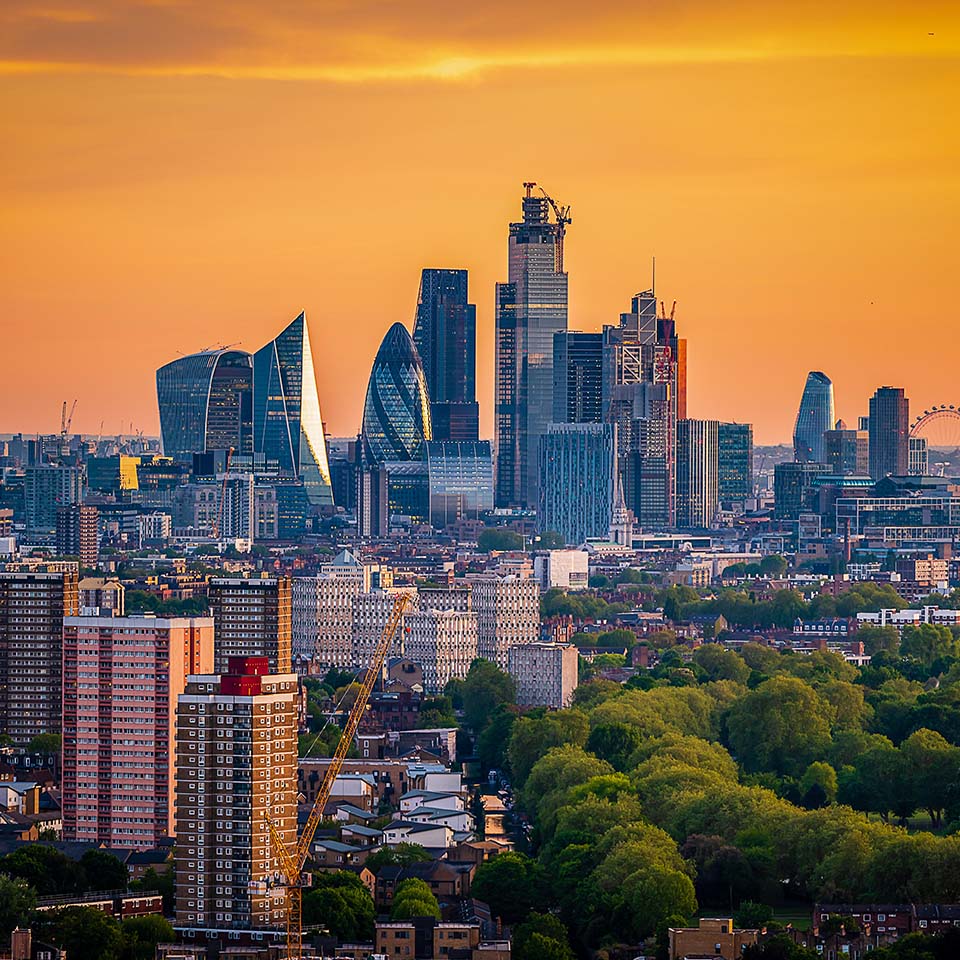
[1,1,957,444]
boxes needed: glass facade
[868,386,910,480]
[676,419,719,529]
[361,322,432,465]
[793,371,835,463]
[602,292,681,528]
[426,441,494,528]
[553,331,603,424]
[253,312,333,507]
[413,269,479,441]
[156,349,253,463]
[495,188,569,508]
[774,461,828,521]
[823,427,870,476]
[718,422,754,504]
[538,424,615,545]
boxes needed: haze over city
[5,6,960,960]
[2,0,957,443]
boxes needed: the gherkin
[362,322,432,464]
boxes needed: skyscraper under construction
[495,183,570,509]
[602,292,686,529]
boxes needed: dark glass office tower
[553,331,603,424]
[676,419,719,528]
[495,183,569,508]
[156,349,253,462]
[824,422,869,476]
[793,371,835,463]
[413,269,479,441]
[718,422,754,505]
[253,312,333,507]
[869,386,909,479]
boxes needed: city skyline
[2,3,956,445]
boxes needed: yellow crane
[264,593,410,958]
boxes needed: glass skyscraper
[361,322,432,465]
[156,349,253,463]
[602,291,682,528]
[676,419,719,529]
[495,184,569,508]
[426,441,494,528]
[868,386,910,480]
[718,422,754,505]
[357,322,433,537]
[539,423,616,545]
[252,312,333,508]
[553,331,603,424]
[793,371,835,464]
[413,269,479,441]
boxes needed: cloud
[0,0,956,81]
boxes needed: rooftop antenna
[652,256,656,296]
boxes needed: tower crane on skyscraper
[537,186,571,272]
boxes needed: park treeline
[454,630,960,958]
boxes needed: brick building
[62,614,214,848]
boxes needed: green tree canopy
[365,843,432,873]
[587,722,643,772]
[509,710,590,786]
[477,528,524,552]
[459,659,517,733]
[41,907,124,960]
[471,852,547,923]
[26,732,61,754]
[726,676,834,776]
[120,915,176,960]
[80,850,127,891]
[760,555,788,577]
[693,644,751,684]
[512,913,576,960]
[303,872,375,940]
[390,878,441,920]
[0,875,36,943]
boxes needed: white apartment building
[292,551,395,666]
[351,588,417,672]
[405,607,479,693]
[470,576,540,671]
[508,641,579,708]
[137,511,172,544]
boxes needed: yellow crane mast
[264,592,410,959]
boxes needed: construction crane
[658,300,677,321]
[60,400,77,459]
[211,446,235,539]
[538,186,571,273]
[264,593,411,959]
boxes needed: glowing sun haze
[1,0,957,442]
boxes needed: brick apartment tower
[208,577,292,675]
[174,657,298,933]
[56,503,99,569]
[61,614,214,848]
[0,566,79,745]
